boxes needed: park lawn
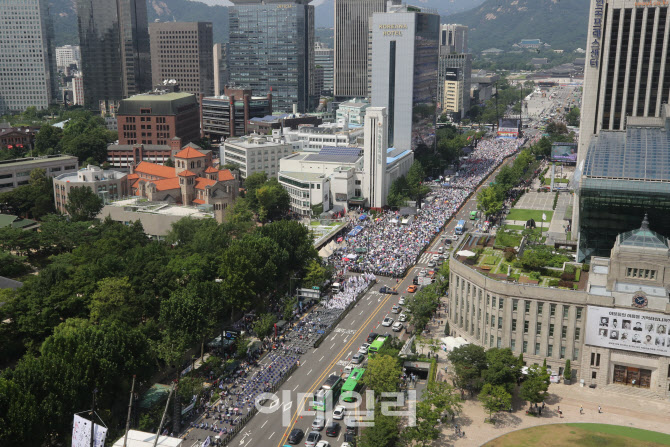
[482,256,499,266]
[484,423,670,447]
[506,209,554,222]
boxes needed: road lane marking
[293,385,299,391]
[359,310,364,315]
[307,369,313,375]
[319,355,324,362]
[331,342,335,349]
[261,421,268,429]
[268,431,275,439]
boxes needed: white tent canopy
[440,336,469,352]
[457,250,476,257]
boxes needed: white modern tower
[363,107,388,208]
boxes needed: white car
[392,322,403,332]
[315,441,330,447]
[391,305,401,314]
[418,269,427,277]
[398,297,405,305]
[382,317,394,327]
[352,353,365,364]
[333,405,346,420]
[432,254,440,260]
[427,261,436,268]
[358,343,370,355]
[399,313,407,322]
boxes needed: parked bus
[312,374,343,411]
[469,211,477,220]
[368,336,388,355]
[340,368,366,403]
[455,220,466,235]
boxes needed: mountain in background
[48,0,230,46]
[446,0,589,52]
[194,0,486,28]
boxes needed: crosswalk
[417,252,435,265]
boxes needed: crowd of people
[329,138,525,277]
[323,273,375,310]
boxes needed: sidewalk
[439,378,670,446]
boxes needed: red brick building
[0,125,39,151]
[116,91,200,146]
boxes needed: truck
[455,220,466,235]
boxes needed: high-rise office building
[0,0,56,115]
[72,75,85,106]
[228,0,314,113]
[213,43,230,96]
[315,42,334,96]
[363,107,388,208]
[438,54,472,117]
[56,45,81,69]
[334,0,400,98]
[150,22,214,97]
[575,0,670,260]
[440,23,468,54]
[370,4,439,152]
[76,0,151,112]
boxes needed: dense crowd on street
[329,137,524,277]
[324,273,376,310]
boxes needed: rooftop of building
[117,92,198,116]
[0,275,23,290]
[387,147,412,165]
[0,154,77,169]
[108,144,172,152]
[106,198,215,218]
[174,144,206,159]
[583,110,670,183]
[283,146,363,165]
[55,166,127,182]
[618,215,669,250]
[0,213,39,230]
[134,162,177,179]
[279,171,328,182]
[338,99,369,108]
[224,134,291,149]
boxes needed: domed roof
[619,215,669,249]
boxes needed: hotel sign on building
[585,305,670,357]
[379,24,407,36]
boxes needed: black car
[379,286,399,295]
[366,332,379,343]
[287,428,304,444]
[412,276,419,285]
[325,422,340,437]
[344,432,357,444]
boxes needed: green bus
[312,374,343,411]
[470,210,477,220]
[368,336,388,355]
[340,368,366,402]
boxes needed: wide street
[190,86,578,447]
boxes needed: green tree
[358,405,399,447]
[476,186,504,218]
[60,113,116,163]
[406,161,431,203]
[406,284,440,334]
[0,376,41,445]
[228,197,255,226]
[34,125,63,155]
[363,354,401,394]
[64,185,104,221]
[519,364,549,407]
[422,380,463,421]
[0,251,30,278]
[243,171,268,211]
[0,168,56,219]
[256,178,290,223]
[401,399,441,447]
[387,175,410,208]
[164,157,175,167]
[89,277,140,326]
[478,383,512,422]
[252,313,277,341]
[566,107,580,127]
[302,259,328,289]
[483,348,521,393]
[448,344,487,395]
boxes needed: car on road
[432,254,440,260]
[287,428,304,444]
[412,276,419,285]
[391,305,401,314]
[407,285,417,293]
[379,286,398,295]
[392,322,403,332]
[333,405,346,420]
[398,297,405,305]
[341,443,352,447]
[312,417,325,431]
[325,422,340,437]
[427,261,436,268]
[418,270,427,277]
[382,317,394,327]
[352,353,365,364]
[314,441,330,447]
[399,313,407,322]
[305,431,321,447]
[358,343,370,355]
[366,333,379,343]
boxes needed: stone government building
[448,216,670,398]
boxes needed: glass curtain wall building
[76,0,151,111]
[228,0,314,113]
[578,109,670,260]
[370,5,439,152]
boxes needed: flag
[202,436,211,447]
[542,213,547,221]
